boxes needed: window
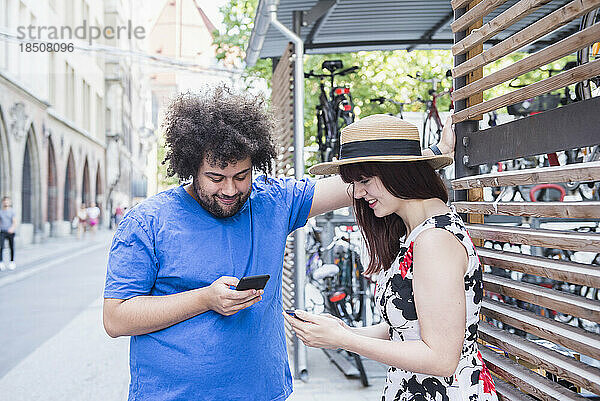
[48,52,55,105]
[64,62,75,120]
[83,80,91,131]
[96,93,103,139]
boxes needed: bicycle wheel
[351,352,369,386]
[327,297,370,386]
[576,9,600,100]
[316,107,328,162]
[349,256,366,324]
[422,114,441,148]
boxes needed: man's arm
[308,115,455,218]
[103,277,263,337]
[308,176,352,218]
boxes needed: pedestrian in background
[86,202,100,236]
[76,203,88,239]
[0,196,17,270]
[114,204,124,228]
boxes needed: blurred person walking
[76,204,88,239]
[0,196,17,270]
[86,202,100,236]
[114,204,124,228]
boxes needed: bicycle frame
[306,62,357,162]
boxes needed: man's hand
[438,114,455,156]
[206,276,263,316]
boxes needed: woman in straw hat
[284,114,497,401]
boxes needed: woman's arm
[285,227,467,377]
[350,321,390,339]
[313,314,391,340]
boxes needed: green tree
[211,0,578,169]
[213,0,272,88]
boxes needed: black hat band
[340,138,422,159]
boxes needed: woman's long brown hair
[339,161,448,275]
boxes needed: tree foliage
[211,0,578,168]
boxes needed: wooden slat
[452,0,474,10]
[484,273,600,322]
[452,161,600,189]
[478,247,600,287]
[468,189,485,246]
[481,298,600,360]
[494,379,538,401]
[454,201,600,219]
[452,0,600,78]
[451,0,509,33]
[466,0,484,119]
[480,324,600,395]
[480,346,588,401]
[452,0,551,56]
[453,58,600,123]
[468,223,600,252]
[453,22,600,101]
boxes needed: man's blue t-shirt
[104,176,315,401]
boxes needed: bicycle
[304,226,370,386]
[305,60,358,163]
[368,96,419,119]
[407,69,454,148]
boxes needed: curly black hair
[162,85,277,181]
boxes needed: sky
[142,0,230,32]
[200,0,230,31]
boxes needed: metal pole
[269,6,308,381]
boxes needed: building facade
[0,0,155,245]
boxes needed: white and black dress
[375,209,498,401]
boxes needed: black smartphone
[285,309,307,322]
[236,274,270,291]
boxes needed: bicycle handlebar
[304,66,359,79]
[369,97,386,104]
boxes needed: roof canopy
[246,0,578,65]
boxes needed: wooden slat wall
[450,0,600,399]
[272,43,296,346]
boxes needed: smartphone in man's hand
[236,274,270,291]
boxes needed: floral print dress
[375,209,498,401]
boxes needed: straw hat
[309,114,453,175]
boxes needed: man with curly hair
[102,85,455,401]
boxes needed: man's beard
[193,178,251,218]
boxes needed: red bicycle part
[529,183,566,202]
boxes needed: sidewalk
[9,229,115,267]
[0,229,115,289]
[289,347,388,401]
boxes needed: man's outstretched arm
[308,115,455,218]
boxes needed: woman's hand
[283,310,351,349]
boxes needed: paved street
[0,230,388,400]
[0,231,130,400]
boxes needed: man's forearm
[103,287,211,337]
